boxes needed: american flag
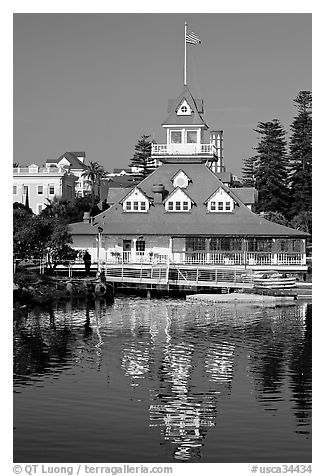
[186,32,201,45]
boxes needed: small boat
[252,271,296,289]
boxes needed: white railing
[277,253,305,265]
[104,251,305,267]
[151,143,216,156]
[246,252,273,265]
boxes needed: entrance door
[123,240,132,263]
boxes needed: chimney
[83,211,91,223]
[152,184,165,204]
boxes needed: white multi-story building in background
[13,164,77,214]
[46,152,91,197]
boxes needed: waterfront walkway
[104,263,254,289]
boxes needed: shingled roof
[46,152,87,170]
[69,162,307,238]
[230,187,258,205]
[162,85,208,127]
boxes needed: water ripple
[13,299,312,463]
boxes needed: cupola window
[186,131,198,143]
[176,99,192,116]
[170,131,182,143]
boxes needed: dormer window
[205,187,235,213]
[181,106,187,113]
[172,170,191,188]
[164,187,193,212]
[122,187,150,212]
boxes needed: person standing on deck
[83,250,92,277]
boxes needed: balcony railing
[105,251,306,266]
[151,143,216,156]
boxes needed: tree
[130,134,153,178]
[81,161,108,208]
[290,211,312,235]
[288,91,312,217]
[93,164,109,202]
[13,209,50,261]
[13,205,77,269]
[44,220,78,272]
[241,156,257,187]
[253,120,290,217]
[13,201,33,214]
[40,197,71,221]
[263,211,290,227]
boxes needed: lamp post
[97,226,103,272]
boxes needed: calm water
[13,297,312,463]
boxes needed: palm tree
[41,197,71,220]
[81,161,108,208]
[95,165,109,201]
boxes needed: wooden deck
[104,263,254,289]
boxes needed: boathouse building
[69,83,308,277]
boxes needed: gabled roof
[69,162,308,238]
[204,186,238,205]
[70,152,86,158]
[216,172,233,184]
[107,188,130,205]
[162,85,208,127]
[163,186,195,204]
[46,152,87,170]
[170,168,192,183]
[108,176,141,188]
[230,187,258,205]
[112,168,132,174]
[119,186,152,203]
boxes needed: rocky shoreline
[13,270,113,309]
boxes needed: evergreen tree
[130,134,153,178]
[253,120,290,216]
[288,91,312,217]
[241,155,257,187]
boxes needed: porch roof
[69,162,307,238]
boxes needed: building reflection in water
[14,298,311,461]
[147,305,223,461]
[120,303,151,387]
[205,341,235,385]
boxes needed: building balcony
[151,143,217,156]
[103,251,306,267]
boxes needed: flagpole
[184,22,187,85]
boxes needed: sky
[13,13,311,177]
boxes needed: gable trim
[163,186,195,204]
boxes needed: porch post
[273,238,278,265]
[243,238,247,269]
[132,238,137,263]
[169,237,173,263]
[206,238,210,264]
